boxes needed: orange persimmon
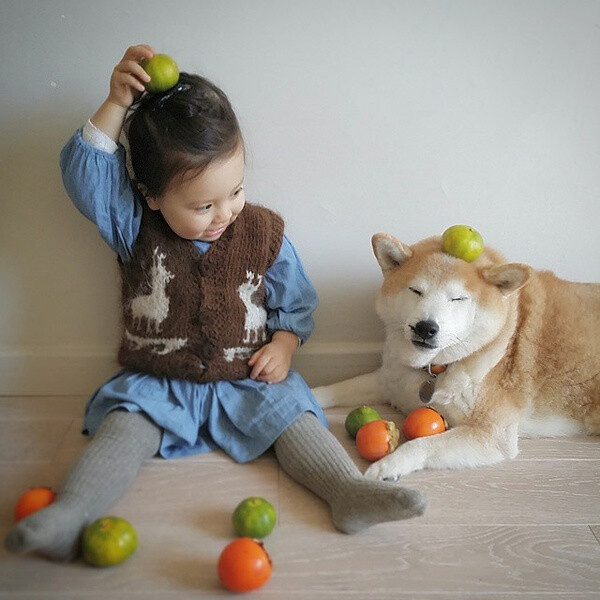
[402,407,447,441]
[217,537,272,593]
[14,487,56,522]
[355,419,399,461]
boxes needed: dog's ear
[481,263,531,296]
[372,233,413,273]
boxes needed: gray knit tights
[5,410,426,562]
[4,410,161,561]
[274,412,426,533]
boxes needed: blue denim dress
[60,130,327,462]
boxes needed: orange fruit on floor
[402,407,447,441]
[355,419,399,462]
[217,537,272,593]
[14,487,56,522]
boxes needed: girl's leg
[4,410,162,561]
[274,412,426,534]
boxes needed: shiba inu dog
[312,233,600,481]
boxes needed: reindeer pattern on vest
[118,203,285,383]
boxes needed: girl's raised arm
[90,44,154,143]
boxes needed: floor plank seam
[589,525,600,546]
[515,458,600,461]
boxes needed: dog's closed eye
[451,296,469,302]
[409,287,423,296]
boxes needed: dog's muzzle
[411,319,439,349]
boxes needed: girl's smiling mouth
[204,224,228,238]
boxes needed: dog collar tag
[419,380,436,403]
[419,364,447,403]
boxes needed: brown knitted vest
[118,203,284,382]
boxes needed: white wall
[2,0,599,394]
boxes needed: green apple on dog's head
[441,225,484,262]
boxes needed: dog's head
[372,233,531,369]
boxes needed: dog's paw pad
[365,460,399,481]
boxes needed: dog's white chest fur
[381,335,478,427]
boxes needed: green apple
[141,54,179,93]
[232,497,276,539]
[344,405,382,438]
[82,516,138,567]
[441,225,484,262]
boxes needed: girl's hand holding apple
[91,44,155,144]
[108,44,155,109]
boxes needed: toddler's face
[147,147,245,242]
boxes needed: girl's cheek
[235,199,246,216]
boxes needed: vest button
[198,341,216,360]
[196,309,211,324]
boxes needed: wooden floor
[0,396,599,599]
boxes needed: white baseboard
[295,342,382,388]
[0,343,382,396]
[0,347,120,396]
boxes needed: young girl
[5,45,425,561]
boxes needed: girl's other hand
[108,44,155,109]
[248,331,299,384]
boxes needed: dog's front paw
[431,368,472,406]
[364,447,420,481]
[430,387,452,405]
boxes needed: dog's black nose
[414,320,439,340]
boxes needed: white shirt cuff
[82,119,119,154]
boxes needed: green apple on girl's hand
[141,53,179,93]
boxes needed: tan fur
[312,234,600,479]
[498,270,600,428]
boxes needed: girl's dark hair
[124,72,243,197]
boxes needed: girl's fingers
[261,362,277,376]
[250,355,271,380]
[116,60,151,82]
[137,44,156,57]
[132,63,151,83]
[122,44,154,62]
[260,362,284,379]
[247,351,260,366]
[249,347,289,382]
[255,357,282,380]
[259,368,285,384]
[114,73,146,93]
